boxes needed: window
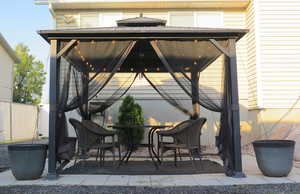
[99,13,123,27]
[195,12,223,28]
[169,12,194,27]
[169,11,223,28]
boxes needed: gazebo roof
[38,16,248,74]
[38,17,248,42]
[117,16,166,27]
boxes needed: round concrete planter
[253,140,295,177]
[8,144,48,180]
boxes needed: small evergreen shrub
[117,96,144,146]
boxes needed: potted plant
[117,95,144,148]
[8,143,48,180]
[252,139,295,177]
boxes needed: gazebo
[38,16,248,178]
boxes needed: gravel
[1,184,300,194]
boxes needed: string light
[74,40,121,72]
[144,68,148,72]
[74,40,98,71]
[156,67,160,71]
[194,40,198,43]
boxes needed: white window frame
[98,12,123,27]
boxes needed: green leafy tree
[13,44,46,104]
[117,95,144,146]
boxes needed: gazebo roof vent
[117,13,166,27]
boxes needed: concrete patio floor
[1,154,300,193]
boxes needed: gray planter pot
[8,144,48,180]
[253,140,295,177]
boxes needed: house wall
[242,0,300,145]
[0,44,14,102]
[255,0,300,109]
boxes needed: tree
[117,95,144,146]
[13,44,46,104]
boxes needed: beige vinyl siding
[257,0,300,108]
[55,11,80,29]
[245,0,258,108]
[103,73,189,100]
[80,12,98,28]
[223,10,248,107]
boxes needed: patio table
[108,125,172,168]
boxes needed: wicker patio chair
[69,118,115,166]
[82,120,121,165]
[156,118,207,168]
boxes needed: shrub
[117,96,144,146]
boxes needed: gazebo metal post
[82,71,90,120]
[48,39,77,179]
[226,38,244,177]
[191,67,200,119]
[48,39,60,179]
[209,38,245,177]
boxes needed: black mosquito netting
[56,40,136,161]
[55,39,235,175]
[145,40,234,175]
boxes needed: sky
[0,0,51,103]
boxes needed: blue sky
[0,0,51,102]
